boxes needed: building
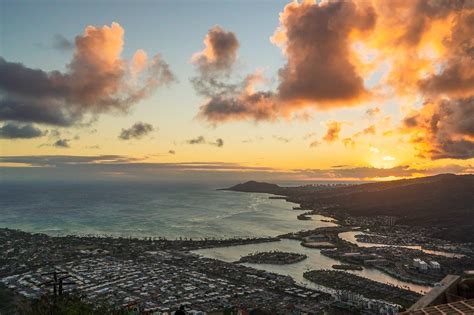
[430,261,441,270]
[413,258,429,271]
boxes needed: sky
[0,0,473,182]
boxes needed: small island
[236,251,308,265]
[332,264,363,271]
[297,213,312,220]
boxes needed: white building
[430,261,441,269]
[419,261,428,271]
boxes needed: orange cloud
[323,121,342,143]
[272,0,376,109]
[402,97,474,159]
[195,1,378,123]
[0,22,174,126]
[354,125,376,138]
[191,1,474,164]
[418,8,474,98]
[342,137,356,148]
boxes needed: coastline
[3,182,473,312]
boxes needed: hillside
[223,181,282,193]
[226,175,474,242]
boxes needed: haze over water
[0,180,336,238]
[1,180,436,294]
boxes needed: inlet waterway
[193,238,432,294]
[339,231,464,258]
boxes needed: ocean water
[0,180,431,293]
[0,181,335,238]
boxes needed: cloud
[272,0,376,108]
[0,22,174,127]
[417,7,474,98]
[119,122,155,140]
[2,154,470,181]
[309,140,320,148]
[194,1,377,123]
[168,150,176,155]
[192,25,239,75]
[190,27,278,123]
[273,135,291,143]
[342,137,356,148]
[52,34,74,51]
[242,136,264,144]
[190,0,474,149]
[323,121,342,143]
[402,97,474,159]
[48,129,61,139]
[0,122,46,139]
[186,136,223,147]
[186,136,206,145]
[303,132,316,140]
[365,107,381,118]
[294,165,424,180]
[53,139,70,148]
[354,124,376,137]
[197,88,277,123]
[368,0,466,96]
[212,138,224,147]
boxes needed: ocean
[0,180,335,238]
[0,180,432,293]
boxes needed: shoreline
[3,184,472,312]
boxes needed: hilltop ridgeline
[222,181,282,193]
[223,174,474,243]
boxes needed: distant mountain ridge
[223,174,474,242]
[223,181,281,193]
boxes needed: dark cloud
[186,136,224,147]
[190,1,474,131]
[376,0,464,47]
[274,1,376,108]
[197,89,277,123]
[418,8,474,97]
[403,97,474,159]
[194,1,377,123]
[52,34,74,51]
[0,155,139,166]
[49,129,61,138]
[0,122,46,139]
[191,27,278,123]
[212,138,224,147]
[186,136,206,145]
[0,22,174,127]
[53,139,70,148]
[1,154,471,181]
[192,25,239,76]
[119,122,155,140]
